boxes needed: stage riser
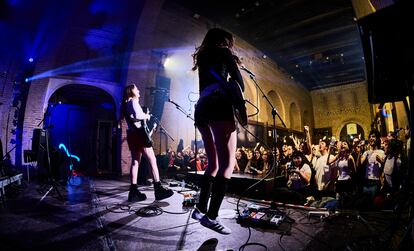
[186,172,274,200]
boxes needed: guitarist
[191,28,244,235]
[122,84,173,202]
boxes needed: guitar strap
[124,113,144,131]
[199,83,222,100]
[206,68,248,126]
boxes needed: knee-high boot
[207,176,230,220]
[196,175,215,213]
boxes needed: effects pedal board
[237,204,287,228]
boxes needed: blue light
[25,78,29,83]
[28,57,34,62]
[382,107,392,117]
[58,143,80,171]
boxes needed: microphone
[240,65,255,77]
[168,98,179,107]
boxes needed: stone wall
[310,81,373,140]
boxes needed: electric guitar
[227,78,248,126]
[141,107,157,146]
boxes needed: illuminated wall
[121,0,314,174]
[311,81,372,141]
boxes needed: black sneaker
[154,185,174,201]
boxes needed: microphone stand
[152,115,175,144]
[168,100,198,174]
[37,103,64,203]
[152,116,174,180]
[246,73,287,192]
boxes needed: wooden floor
[0,175,412,251]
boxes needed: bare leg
[200,120,236,234]
[142,146,173,200]
[128,149,147,202]
[198,126,218,177]
[130,150,143,184]
[142,147,160,182]
[209,121,237,178]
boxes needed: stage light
[28,57,34,62]
[163,57,172,68]
[25,78,29,83]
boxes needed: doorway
[46,84,116,176]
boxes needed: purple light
[28,57,34,62]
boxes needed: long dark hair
[120,84,137,119]
[192,28,240,71]
[123,84,136,102]
[338,140,351,160]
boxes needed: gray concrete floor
[0,176,410,251]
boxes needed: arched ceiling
[173,0,365,90]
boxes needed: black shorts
[194,92,235,128]
[127,129,152,151]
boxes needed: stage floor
[0,175,409,250]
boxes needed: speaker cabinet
[357,1,413,103]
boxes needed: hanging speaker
[357,1,413,103]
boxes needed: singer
[190,28,244,235]
[121,84,173,202]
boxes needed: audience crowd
[160,126,410,210]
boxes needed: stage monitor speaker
[151,75,170,119]
[32,128,46,154]
[357,1,413,104]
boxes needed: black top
[197,47,244,92]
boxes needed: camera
[286,162,295,172]
[329,137,337,148]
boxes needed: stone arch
[336,118,368,140]
[44,78,122,117]
[339,122,365,142]
[266,90,285,126]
